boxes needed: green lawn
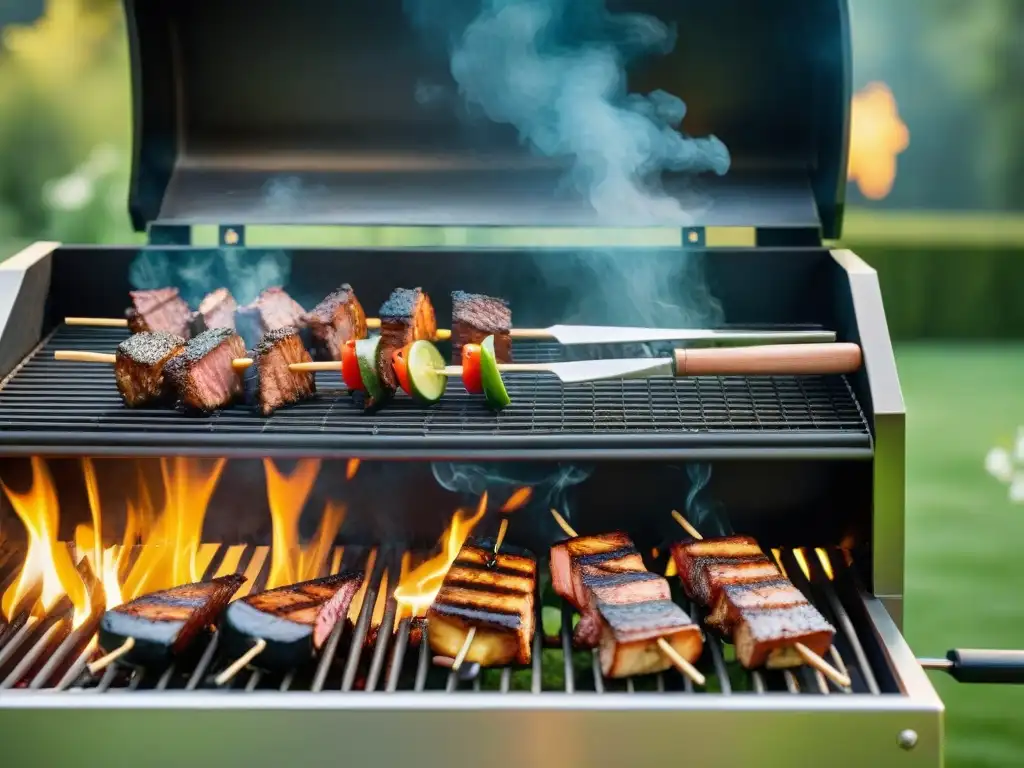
[900,343,1024,768]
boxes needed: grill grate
[0,544,893,696]
[0,327,870,457]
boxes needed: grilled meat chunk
[303,284,368,361]
[113,331,185,407]
[671,536,836,670]
[189,288,238,336]
[242,327,316,415]
[97,575,245,668]
[125,288,192,338]
[378,287,437,375]
[550,532,702,678]
[236,288,306,349]
[426,541,536,667]
[450,291,512,364]
[220,572,364,671]
[163,327,245,414]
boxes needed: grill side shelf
[0,327,872,459]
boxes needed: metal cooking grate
[0,544,893,696]
[0,327,870,457]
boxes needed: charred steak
[450,290,512,364]
[113,331,186,407]
[164,327,246,413]
[243,327,317,415]
[125,288,192,338]
[302,284,368,361]
[189,288,238,336]
[236,288,306,349]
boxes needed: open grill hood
[123,0,851,238]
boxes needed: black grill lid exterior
[123,0,851,238]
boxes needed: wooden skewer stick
[494,518,510,554]
[451,627,477,673]
[214,637,267,686]
[88,637,135,674]
[548,508,704,687]
[669,511,852,689]
[65,317,129,327]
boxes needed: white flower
[1015,428,1024,463]
[985,446,1013,483]
[43,174,94,212]
[1011,474,1024,504]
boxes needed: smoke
[128,249,292,307]
[405,0,730,223]
[683,463,729,537]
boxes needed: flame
[848,82,909,200]
[792,548,811,580]
[815,548,835,581]
[500,487,532,513]
[119,458,226,600]
[346,458,360,480]
[348,549,377,622]
[771,548,789,580]
[394,493,488,619]
[1,458,90,628]
[263,460,346,590]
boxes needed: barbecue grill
[1,0,1022,766]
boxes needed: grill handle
[675,342,862,377]
[922,650,1024,684]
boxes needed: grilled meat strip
[550,532,702,678]
[450,291,512,364]
[97,575,245,668]
[378,287,437,390]
[113,331,185,407]
[189,288,238,336]
[163,327,246,413]
[236,287,306,349]
[426,540,536,667]
[242,327,316,415]
[220,572,364,671]
[303,284,368,361]
[671,536,835,669]
[125,288,192,338]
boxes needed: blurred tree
[924,0,1024,209]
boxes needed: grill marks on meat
[97,575,245,668]
[550,532,702,678]
[426,542,536,667]
[189,288,238,336]
[125,288,192,338]
[163,328,245,414]
[378,288,437,370]
[670,537,836,670]
[113,331,185,407]
[220,572,364,671]
[243,328,316,415]
[303,284,368,360]
[450,291,512,364]
[236,287,306,348]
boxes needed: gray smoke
[128,248,291,307]
[405,0,730,223]
[683,463,729,537]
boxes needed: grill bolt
[897,730,918,750]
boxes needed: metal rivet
[687,231,699,243]
[898,730,918,750]
[224,229,239,246]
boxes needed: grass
[899,342,1024,768]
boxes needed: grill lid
[124,0,850,238]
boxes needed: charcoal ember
[302,284,368,361]
[125,288,192,338]
[113,331,186,407]
[164,327,246,414]
[450,290,512,364]
[236,288,307,349]
[189,288,238,336]
[242,327,316,416]
[378,287,437,361]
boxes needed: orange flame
[393,493,488,620]
[792,548,811,580]
[75,459,130,610]
[346,458,360,481]
[500,487,532,514]
[815,548,835,580]
[1,458,90,627]
[119,458,226,601]
[848,82,909,200]
[263,460,346,590]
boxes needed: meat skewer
[113,331,186,407]
[302,284,369,361]
[669,512,851,688]
[548,509,705,684]
[426,537,537,670]
[163,328,247,413]
[88,574,246,674]
[214,571,365,685]
[241,327,317,415]
[235,287,307,348]
[189,288,238,336]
